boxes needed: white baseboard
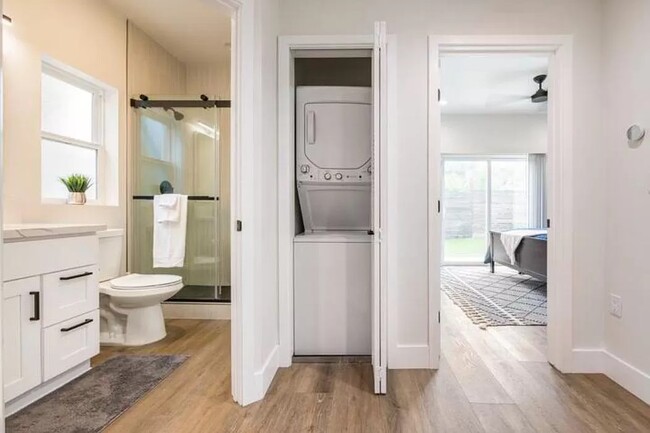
[388,344,431,369]
[162,302,231,320]
[254,344,280,398]
[603,350,650,404]
[571,348,607,373]
[572,348,650,404]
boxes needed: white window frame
[41,61,105,203]
[441,154,529,265]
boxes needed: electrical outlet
[610,294,623,318]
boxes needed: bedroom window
[442,155,540,264]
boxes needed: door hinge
[438,311,441,323]
[547,218,551,228]
[236,220,242,232]
[437,200,441,213]
[438,89,441,102]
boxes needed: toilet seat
[109,274,182,290]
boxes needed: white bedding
[500,229,547,265]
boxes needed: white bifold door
[372,21,388,395]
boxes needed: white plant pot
[67,192,87,205]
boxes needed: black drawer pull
[29,291,40,321]
[60,271,93,281]
[61,318,93,332]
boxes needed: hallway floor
[93,299,650,432]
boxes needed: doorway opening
[278,26,389,395]
[429,36,575,373]
[117,2,233,311]
[438,53,550,360]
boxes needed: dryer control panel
[296,163,372,183]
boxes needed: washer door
[298,182,371,232]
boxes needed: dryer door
[303,101,371,170]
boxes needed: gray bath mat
[442,266,546,328]
[7,354,188,433]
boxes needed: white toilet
[98,229,183,346]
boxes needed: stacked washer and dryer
[294,85,373,357]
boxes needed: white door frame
[214,0,256,405]
[428,35,574,371]
[277,34,393,367]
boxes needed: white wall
[2,0,127,229]
[442,114,547,155]
[278,0,607,367]
[602,0,650,403]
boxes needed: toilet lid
[110,274,182,290]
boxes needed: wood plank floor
[94,296,650,432]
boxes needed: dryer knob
[300,164,310,174]
[335,173,343,180]
[324,172,332,180]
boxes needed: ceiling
[440,54,549,114]
[107,0,231,63]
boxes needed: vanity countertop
[3,223,107,242]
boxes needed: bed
[487,230,547,282]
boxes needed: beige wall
[126,22,186,96]
[3,0,127,228]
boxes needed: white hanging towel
[155,194,181,222]
[153,194,188,268]
[500,229,547,265]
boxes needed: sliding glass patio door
[442,156,529,264]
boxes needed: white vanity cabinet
[2,225,105,415]
[2,277,42,402]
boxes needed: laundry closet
[292,52,374,358]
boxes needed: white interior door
[371,21,388,395]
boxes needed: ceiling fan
[531,74,548,103]
[484,74,549,107]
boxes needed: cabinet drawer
[3,235,99,282]
[43,310,99,381]
[42,265,99,327]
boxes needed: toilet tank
[97,229,124,282]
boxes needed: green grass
[444,237,486,262]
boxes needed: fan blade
[485,94,530,107]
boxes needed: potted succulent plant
[59,174,93,205]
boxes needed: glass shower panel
[131,98,229,302]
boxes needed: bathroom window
[41,62,104,201]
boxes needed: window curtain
[528,153,547,228]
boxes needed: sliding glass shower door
[131,96,230,302]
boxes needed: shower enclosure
[130,96,231,303]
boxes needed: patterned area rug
[442,266,547,328]
[7,355,188,433]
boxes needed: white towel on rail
[500,229,547,265]
[155,194,181,222]
[153,194,188,268]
